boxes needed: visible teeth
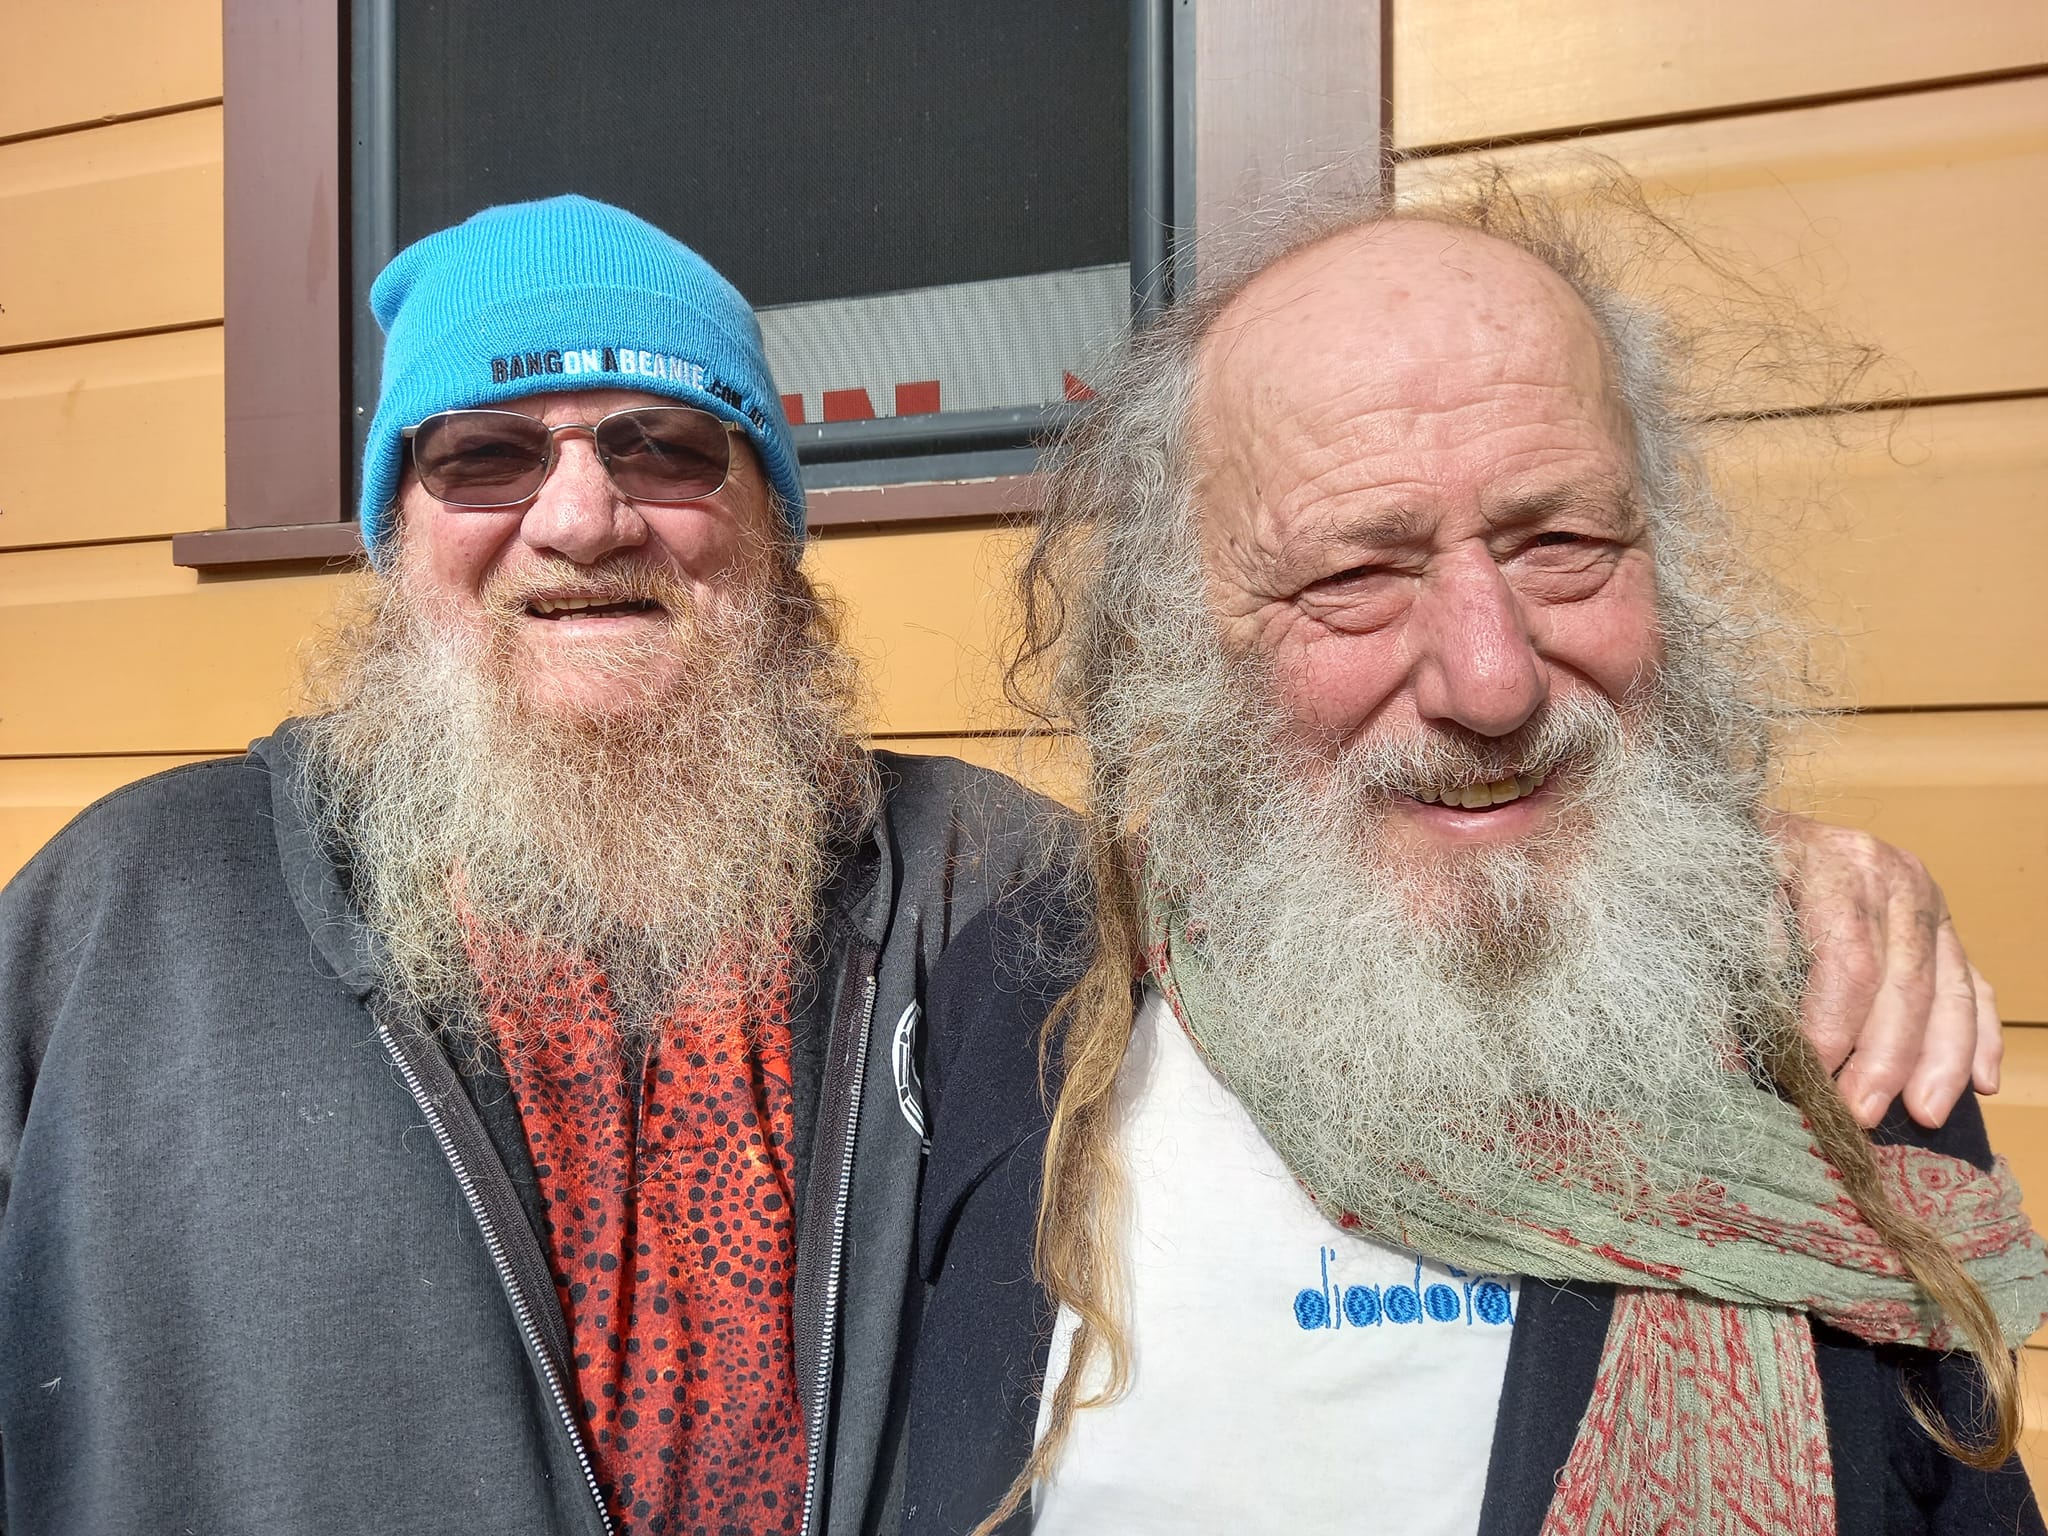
[1413,763,1551,810]
[530,595,653,616]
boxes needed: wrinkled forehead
[1191,219,1633,474]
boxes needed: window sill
[805,473,1044,532]
[171,522,364,570]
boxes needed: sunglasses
[402,406,744,509]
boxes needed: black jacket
[901,878,2045,1536]
[0,728,1059,1536]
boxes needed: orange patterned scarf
[476,942,806,1535]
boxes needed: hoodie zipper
[798,968,879,1536]
[379,1024,617,1536]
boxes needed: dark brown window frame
[172,0,1383,571]
[172,0,355,570]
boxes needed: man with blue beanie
[0,191,2003,1536]
[0,194,1060,1536]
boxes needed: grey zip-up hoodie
[0,726,1062,1535]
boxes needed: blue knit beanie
[358,195,803,561]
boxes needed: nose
[1409,546,1548,737]
[517,431,648,564]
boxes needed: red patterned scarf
[474,939,806,1536]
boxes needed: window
[176,0,1380,567]
[368,2,1148,495]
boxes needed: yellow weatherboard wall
[3,0,2046,1478]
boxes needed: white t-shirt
[1032,988,1519,1535]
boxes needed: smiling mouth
[1409,764,1553,810]
[525,595,665,620]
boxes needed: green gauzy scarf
[1143,888,2048,1535]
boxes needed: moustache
[1330,693,1631,805]
[478,558,698,626]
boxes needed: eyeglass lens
[410,408,734,507]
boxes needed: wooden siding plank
[0,541,342,756]
[0,328,224,550]
[806,525,1031,737]
[1726,398,2048,710]
[1393,0,2048,150]
[0,108,223,352]
[1785,711,2048,1023]
[0,754,222,884]
[1397,79,2048,406]
[0,0,222,142]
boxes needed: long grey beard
[294,561,875,1049]
[1134,660,1802,1214]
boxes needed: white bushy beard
[294,548,874,1049]
[1125,620,1801,1213]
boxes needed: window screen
[394,3,1132,443]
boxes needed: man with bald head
[900,191,2048,1533]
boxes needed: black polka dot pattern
[483,951,806,1535]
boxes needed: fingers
[1829,977,1924,1130]
[1797,891,1883,1077]
[1829,860,1943,1127]
[1898,921,1981,1128]
[1776,814,1994,1129]
[1784,819,1885,1075]
[1789,822,1906,1091]
[1972,968,2004,1098]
